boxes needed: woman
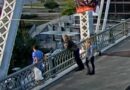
[85,38,95,75]
[62,34,84,71]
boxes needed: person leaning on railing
[62,34,84,71]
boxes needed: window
[109,4,115,12]
[74,16,80,25]
[124,4,130,12]
[116,4,123,12]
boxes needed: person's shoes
[86,72,91,75]
[89,72,95,75]
[82,67,85,69]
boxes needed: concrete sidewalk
[43,36,130,90]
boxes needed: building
[105,0,130,19]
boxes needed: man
[32,45,44,71]
[32,45,45,82]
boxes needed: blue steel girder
[0,0,23,80]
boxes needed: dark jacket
[64,40,78,51]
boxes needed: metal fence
[0,19,130,90]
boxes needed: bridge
[0,0,130,90]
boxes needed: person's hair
[85,38,92,49]
[62,34,70,42]
[86,38,92,44]
[32,45,38,50]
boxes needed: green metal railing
[0,19,130,90]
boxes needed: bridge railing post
[48,55,57,78]
[121,19,128,36]
[124,20,129,36]
[109,28,115,44]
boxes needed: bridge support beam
[0,0,23,80]
[80,11,94,39]
[79,11,94,51]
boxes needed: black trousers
[73,48,84,69]
[85,56,95,74]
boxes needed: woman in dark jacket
[62,34,84,71]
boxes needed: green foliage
[21,14,38,19]
[44,0,59,10]
[61,0,76,15]
[61,8,75,16]
[9,28,37,74]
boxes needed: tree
[44,0,59,12]
[9,26,37,74]
[61,0,76,15]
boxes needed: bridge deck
[42,36,130,90]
